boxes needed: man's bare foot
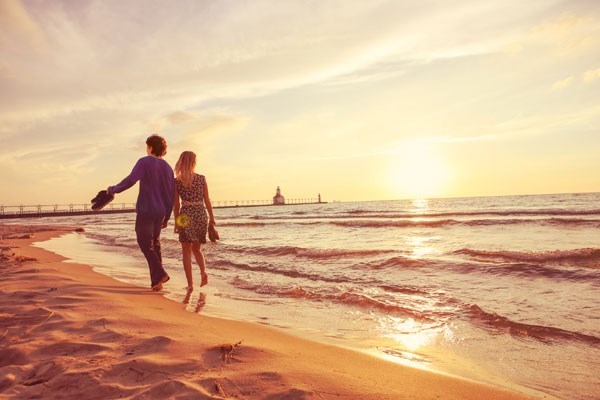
[152,275,169,291]
[200,272,208,287]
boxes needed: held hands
[172,219,215,233]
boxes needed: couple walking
[106,134,215,292]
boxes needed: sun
[387,139,452,199]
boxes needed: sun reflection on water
[405,199,438,258]
[380,317,440,352]
[372,315,452,371]
[411,198,430,213]
[407,235,436,258]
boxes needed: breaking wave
[212,260,351,284]
[357,256,431,270]
[241,217,600,228]
[218,221,273,227]
[329,218,600,228]
[353,253,600,281]
[467,304,600,346]
[230,277,433,321]
[453,248,600,266]
[221,244,396,259]
[331,219,455,228]
[251,209,600,221]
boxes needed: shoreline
[0,224,538,399]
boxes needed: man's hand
[161,221,168,229]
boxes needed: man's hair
[146,134,167,156]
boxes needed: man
[107,134,175,291]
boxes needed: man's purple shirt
[109,156,175,222]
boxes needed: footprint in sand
[35,341,109,358]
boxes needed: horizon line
[1,190,599,208]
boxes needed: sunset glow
[388,140,452,198]
[1,1,599,204]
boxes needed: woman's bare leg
[182,242,193,291]
[191,242,207,286]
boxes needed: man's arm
[107,158,145,195]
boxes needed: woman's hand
[209,218,216,226]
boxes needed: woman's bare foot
[183,289,192,304]
[200,272,208,287]
[195,293,207,313]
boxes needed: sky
[1,0,599,204]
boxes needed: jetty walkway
[0,198,325,220]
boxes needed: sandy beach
[0,225,535,399]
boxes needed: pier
[0,198,325,220]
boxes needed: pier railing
[0,198,323,219]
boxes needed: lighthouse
[273,186,285,205]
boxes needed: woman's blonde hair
[175,151,197,188]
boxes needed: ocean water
[17,192,600,399]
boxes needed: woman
[173,151,216,292]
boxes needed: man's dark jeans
[135,214,168,287]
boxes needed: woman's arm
[162,172,175,228]
[203,177,216,225]
[173,184,180,233]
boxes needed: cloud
[552,76,574,91]
[486,104,600,139]
[6,144,100,187]
[432,135,500,143]
[525,11,600,58]
[2,0,536,184]
[153,111,248,139]
[583,67,600,83]
[152,110,249,160]
[531,12,588,37]
[0,0,46,50]
[0,0,563,126]
[550,66,600,90]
